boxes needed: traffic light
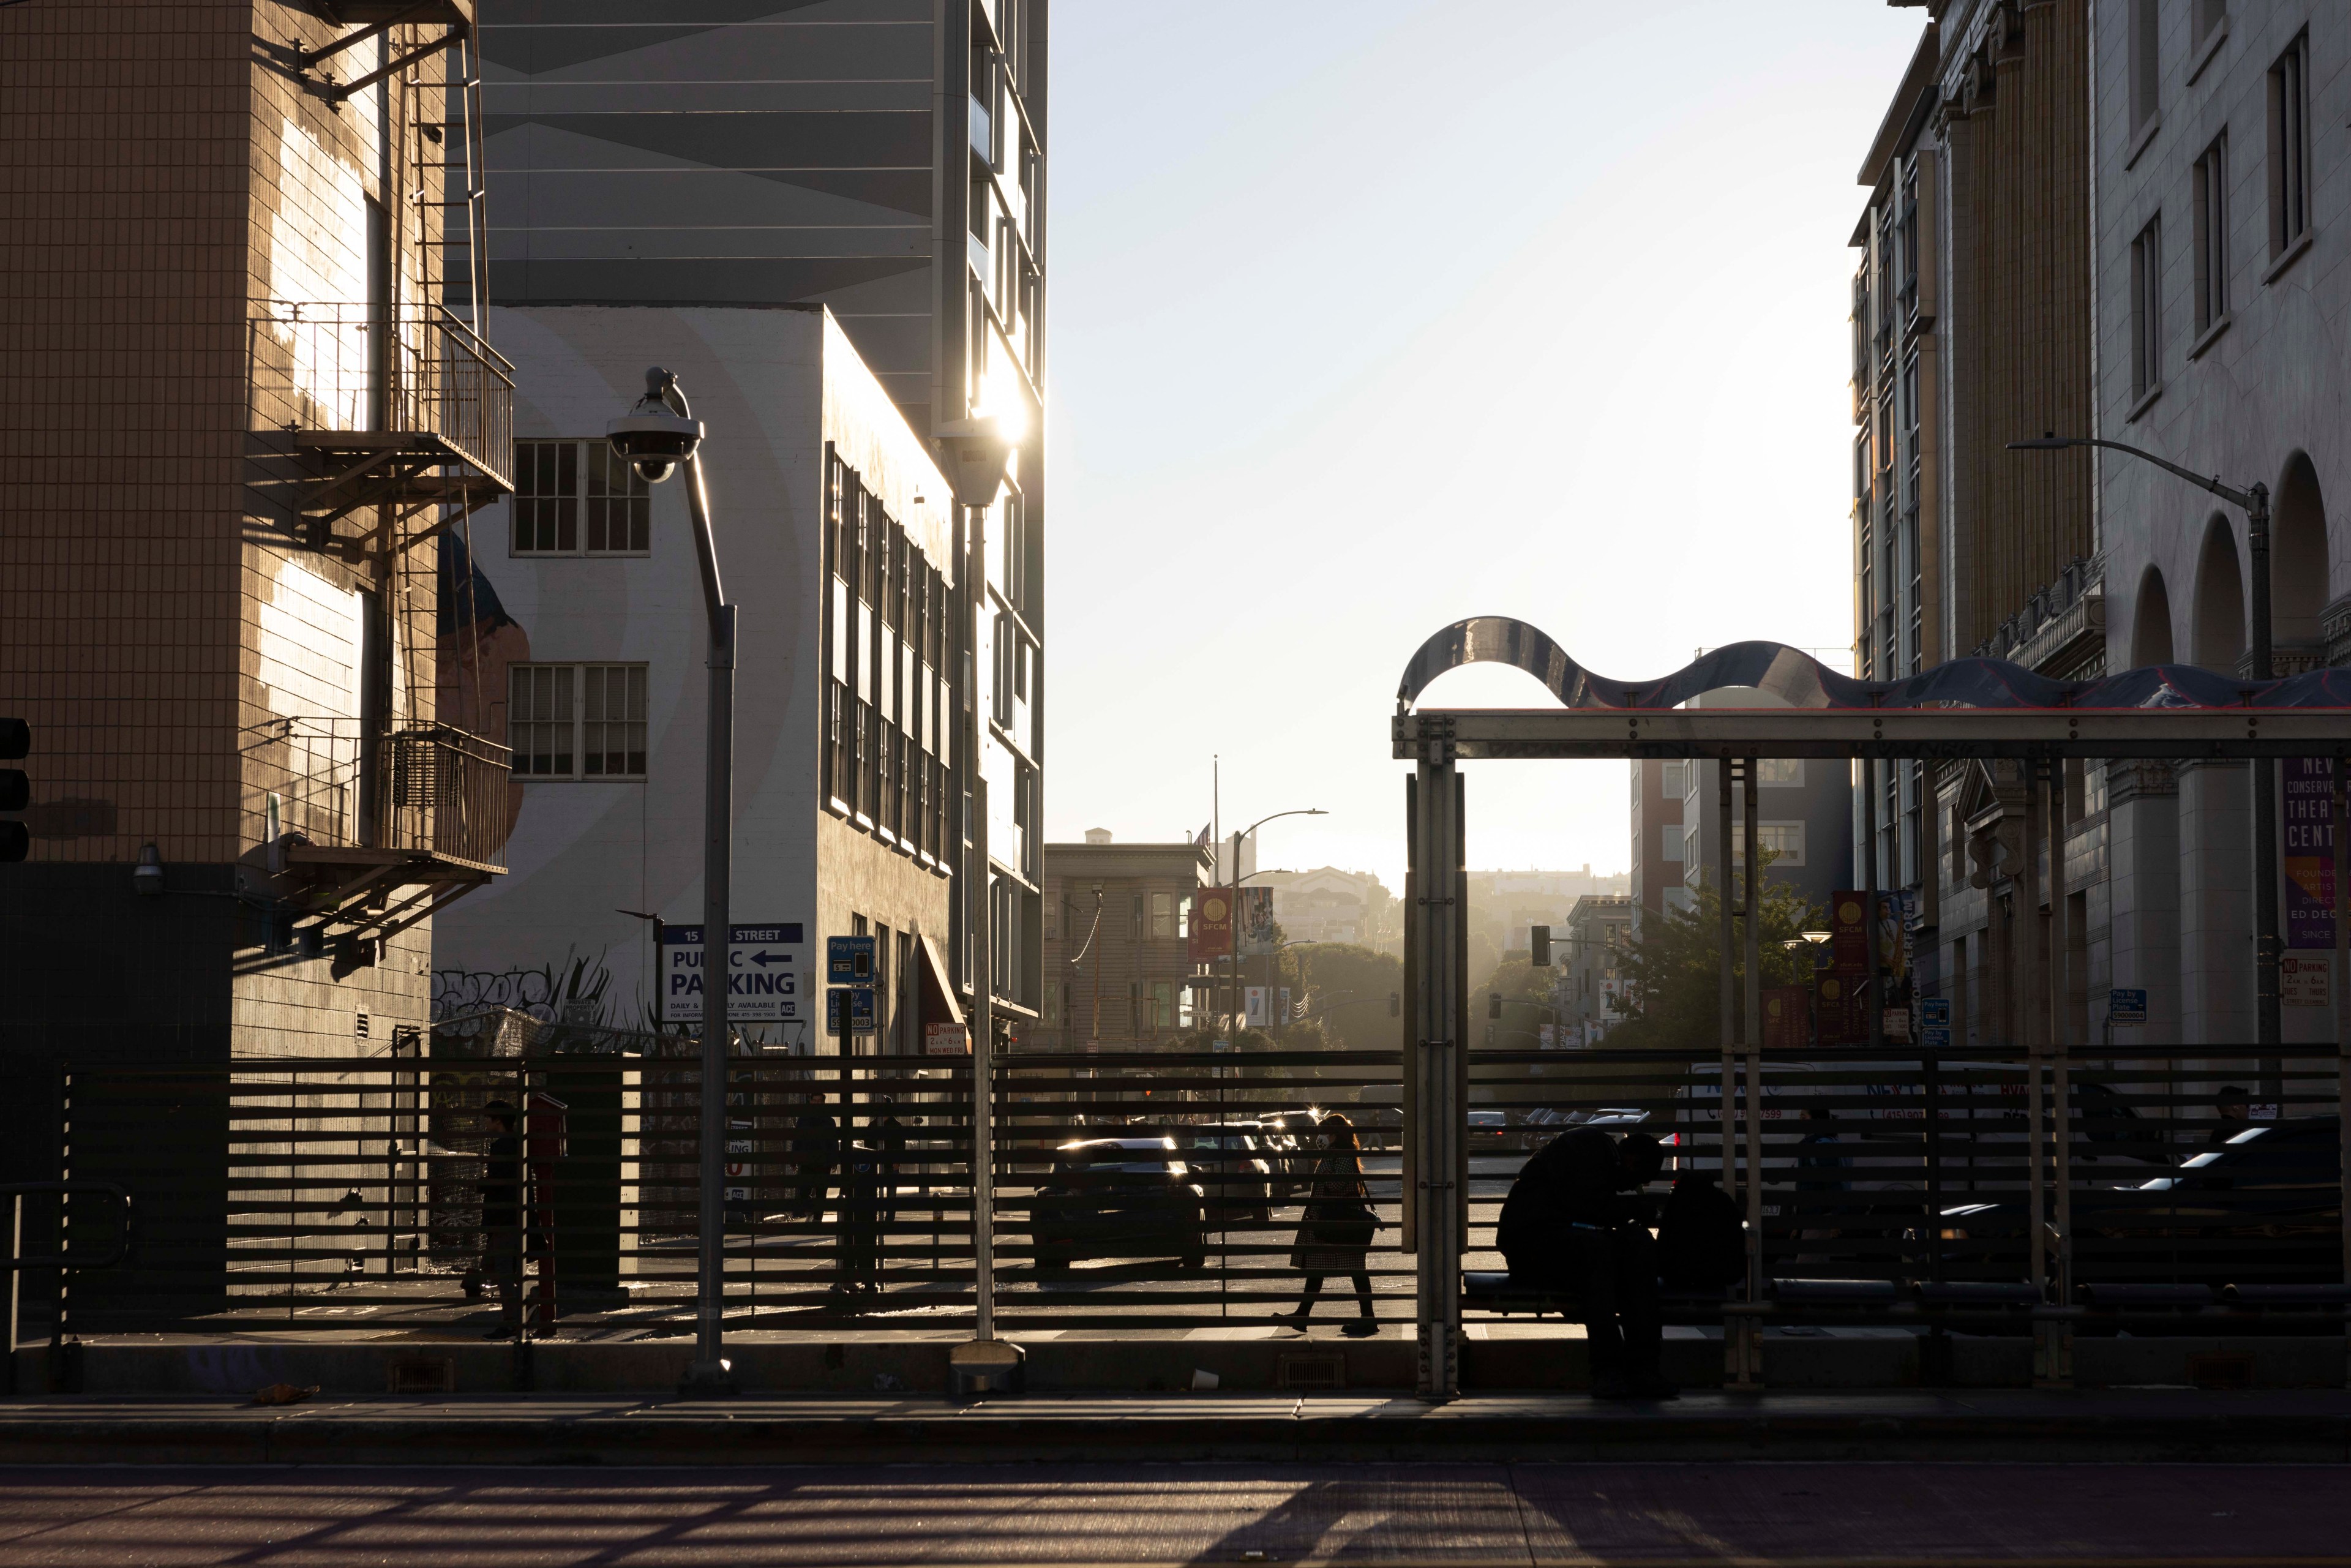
[1488,991,1502,1019]
[1387,991,1400,1018]
[0,718,25,863]
[1530,925,1551,966]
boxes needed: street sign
[659,922,806,1024]
[1921,997,1951,1028]
[2281,953,2331,1008]
[827,986,876,1036]
[924,1022,969,1056]
[1921,1026,1952,1049]
[828,935,877,984]
[2107,988,2148,1025]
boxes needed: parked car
[1253,1109,1325,1194]
[1940,1117,2342,1285]
[1027,1138,1207,1274]
[1179,1125,1277,1225]
[1466,1109,1512,1146]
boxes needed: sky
[1040,1,1926,890]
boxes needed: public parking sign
[2108,988,2148,1025]
[659,922,806,1023]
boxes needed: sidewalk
[0,1388,2344,1466]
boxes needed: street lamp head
[934,415,1021,509]
[2006,433,2078,451]
[607,367,703,484]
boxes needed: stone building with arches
[1853,1,2349,1054]
[2096,2,2350,1048]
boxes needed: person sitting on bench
[1498,1127,1674,1401]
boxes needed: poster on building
[1189,888,1233,963]
[1761,985,1810,1049]
[1829,891,1869,976]
[1244,985,1270,1028]
[1815,972,1867,1045]
[2281,952,2331,1009]
[2282,757,2336,948]
[1237,886,1280,956]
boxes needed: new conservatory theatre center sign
[659,923,807,1023]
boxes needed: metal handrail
[6,1182,131,1396]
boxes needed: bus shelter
[1393,617,2351,1398]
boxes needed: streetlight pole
[1225,822,1322,1042]
[609,367,735,1393]
[2011,435,2279,1051]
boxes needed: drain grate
[1277,1352,1344,1391]
[387,1357,456,1395]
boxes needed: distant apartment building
[1264,866,1398,953]
[1035,831,1212,1048]
[1561,894,1635,1045]
[1471,866,1630,962]
[454,0,1050,1038]
[1629,760,1690,923]
[1677,693,1854,920]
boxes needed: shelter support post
[1741,760,1763,1295]
[2334,767,2350,1384]
[1864,757,1883,1052]
[2049,763,2074,1313]
[1409,748,1463,1400]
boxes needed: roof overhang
[1394,708,2351,762]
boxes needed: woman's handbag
[1314,1199,1379,1250]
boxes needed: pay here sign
[659,923,806,1023]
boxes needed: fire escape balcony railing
[384,724,511,872]
[253,302,516,538]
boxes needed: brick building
[1034,831,1212,1048]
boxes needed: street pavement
[0,1459,2341,1566]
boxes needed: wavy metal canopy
[1396,617,2351,713]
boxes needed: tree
[1285,943,1403,1050]
[1605,869,1824,1052]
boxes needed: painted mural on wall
[436,533,528,839]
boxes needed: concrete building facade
[432,305,971,1056]
[1561,893,1635,1046]
[1629,759,1691,924]
[470,0,1049,1035]
[1262,866,1398,953]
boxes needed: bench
[1461,1270,1730,1322]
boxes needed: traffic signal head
[1387,991,1401,1018]
[0,718,25,863]
[1530,925,1551,966]
[1488,991,1502,1019]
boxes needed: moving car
[1027,1138,1208,1275]
[1180,1125,1278,1224]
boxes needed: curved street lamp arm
[2008,433,2260,514]
[653,371,729,623]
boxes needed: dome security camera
[606,367,704,484]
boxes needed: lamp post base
[948,1338,1025,1400]
[677,1357,738,1398]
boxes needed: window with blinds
[510,663,649,779]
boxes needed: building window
[1754,822,1808,866]
[1151,981,1175,1030]
[509,664,572,776]
[509,441,650,556]
[2130,217,2163,403]
[1658,831,1683,864]
[2194,1,2224,44]
[2192,135,2228,335]
[509,664,649,779]
[1150,891,1176,939]
[1758,758,1804,787]
[512,441,576,554]
[2130,0,2159,135]
[2269,33,2311,260]
[580,664,648,776]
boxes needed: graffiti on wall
[432,951,615,1034]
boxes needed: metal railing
[386,724,512,869]
[21,1043,2341,1342]
[251,302,515,489]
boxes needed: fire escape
[264,1,515,958]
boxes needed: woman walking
[1280,1112,1379,1337]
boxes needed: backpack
[1656,1171,1745,1290]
